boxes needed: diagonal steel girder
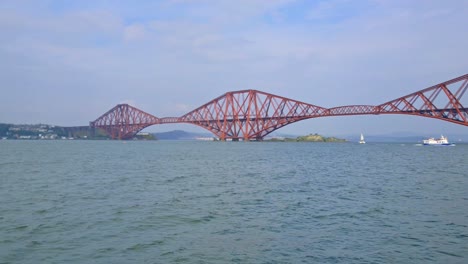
[91,73,468,140]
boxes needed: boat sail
[359,133,366,144]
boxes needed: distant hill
[152,130,214,140]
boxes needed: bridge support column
[89,122,95,139]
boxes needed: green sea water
[1,140,467,263]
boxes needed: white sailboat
[359,133,366,144]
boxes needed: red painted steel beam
[91,74,468,140]
[328,105,379,116]
[90,104,160,139]
[378,74,468,126]
[178,89,327,140]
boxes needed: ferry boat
[423,135,453,146]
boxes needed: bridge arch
[90,74,468,140]
[90,104,159,140]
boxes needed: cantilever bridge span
[90,74,468,140]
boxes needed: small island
[267,133,346,142]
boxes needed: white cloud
[119,99,137,106]
[0,0,467,134]
[175,103,192,113]
[306,0,351,20]
[123,24,147,42]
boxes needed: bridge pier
[89,122,95,138]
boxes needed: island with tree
[267,133,346,142]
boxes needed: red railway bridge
[90,74,468,140]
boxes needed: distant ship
[359,133,366,144]
[423,135,454,146]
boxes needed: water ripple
[0,141,467,263]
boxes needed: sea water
[0,140,467,263]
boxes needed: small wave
[126,243,146,251]
[27,240,41,246]
[313,208,383,219]
[0,239,14,244]
[400,235,424,243]
[97,247,116,253]
[165,175,188,183]
[435,250,463,258]
[213,229,238,235]
[34,209,48,214]
[125,240,164,251]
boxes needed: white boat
[423,135,454,146]
[359,133,366,144]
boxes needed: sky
[0,0,467,136]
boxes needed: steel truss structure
[90,104,159,140]
[91,74,468,140]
